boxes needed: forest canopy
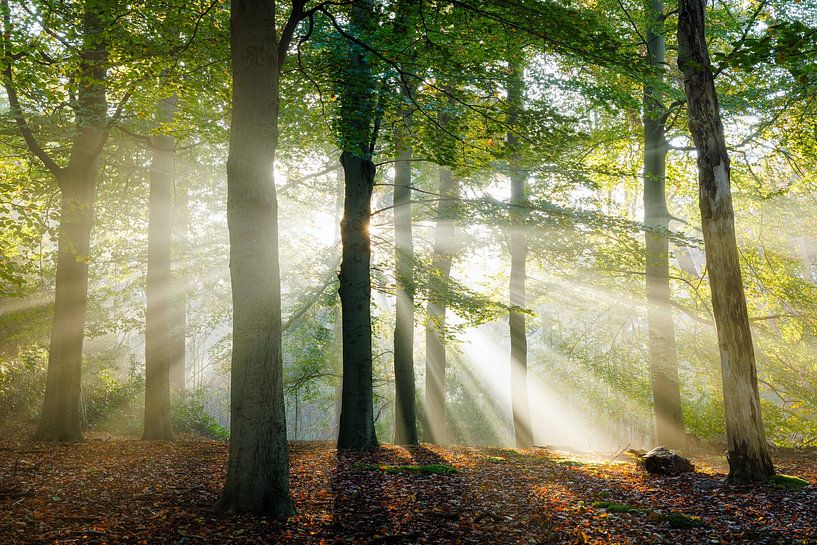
[1,0,816,528]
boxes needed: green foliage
[171,390,229,441]
[82,367,144,433]
[768,474,810,489]
[355,463,458,475]
[591,501,642,514]
[0,347,47,422]
[654,512,704,529]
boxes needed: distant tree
[424,162,459,445]
[1,0,111,441]
[677,0,775,481]
[391,0,418,447]
[143,94,177,441]
[643,0,685,450]
[506,57,533,449]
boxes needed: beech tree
[507,58,533,449]
[143,94,177,441]
[1,0,112,441]
[334,0,379,451]
[216,0,308,515]
[643,0,686,450]
[677,0,775,481]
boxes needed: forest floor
[1,427,816,545]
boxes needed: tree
[391,1,418,447]
[507,58,534,449]
[143,94,177,441]
[677,0,775,481]
[643,0,685,450]
[335,0,379,451]
[1,0,111,441]
[216,0,307,515]
[392,115,418,446]
[424,164,459,445]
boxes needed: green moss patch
[655,512,704,529]
[355,463,457,475]
[484,456,506,463]
[555,459,586,467]
[591,500,642,514]
[768,474,810,489]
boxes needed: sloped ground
[1,427,815,545]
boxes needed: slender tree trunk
[644,0,685,450]
[678,0,774,481]
[33,1,108,442]
[392,127,418,445]
[507,60,533,449]
[424,166,459,445]
[143,97,177,441]
[216,0,295,516]
[169,174,189,394]
[337,0,379,451]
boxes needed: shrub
[172,390,229,440]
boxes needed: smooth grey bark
[143,96,177,441]
[217,0,305,515]
[1,0,109,442]
[678,0,774,481]
[392,128,418,446]
[336,0,379,451]
[169,177,188,394]
[424,166,459,445]
[507,61,533,449]
[644,0,685,450]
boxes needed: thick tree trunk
[143,98,176,441]
[216,0,295,516]
[169,176,188,394]
[677,0,774,481]
[34,1,108,442]
[337,152,378,450]
[424,166,459,445]
[336,0,379,451]
[392,132,418,446]
[35,166,97,442]
[507,61,533,449]
[644,0,685,450]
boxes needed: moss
[768,474,810,489]
[655,512,704,529]
[355,463,457,475]
[591,500,642,514]
[484,456,506,463]
[555,459,586,467]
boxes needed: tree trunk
[333,167,344,438]
[216,0,295,516]
[34,1,108,442]
[507,60,533,449]
[644,0,685,450]
[392,129,418,446]
[35,166,97,442]
[424,166,459,445]
[677,0,774,481]
[169,175,189,394]
[337,152,378,450]
[336,0,379,451]
[143,97,177,441]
